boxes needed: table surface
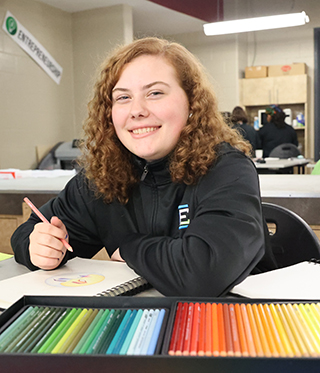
[259,174,320,197]
[254,157,309,169]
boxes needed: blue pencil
[106,309,132,354]
[132,309,155,355]
[112,310,137,355]
[140,309,160,355]
[120,309,143,355]
[146,308,166,355]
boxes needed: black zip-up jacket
[11,143,277,296]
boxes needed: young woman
[11,37,277,296]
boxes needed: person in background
[11,37,277,297]
[258,104,298,158]
[230,106,261,157]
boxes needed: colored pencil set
[168,302,320,357]
[0,306,166,355]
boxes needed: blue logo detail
[178,204,190,229]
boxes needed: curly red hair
[79,37,250,204]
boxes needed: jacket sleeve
[11,173,104,270]
[119,151,269,296]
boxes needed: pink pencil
[24,197,73,252]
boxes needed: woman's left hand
[111,248,125,262]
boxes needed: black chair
[269,143,301,158]
[262,202,320,268]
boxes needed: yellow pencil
[297,304,320,355]
[252,304,272,357]
[289,303,319,357]
[275,304,301,357]
[269,303,294,357]
[263,304,287,357]
[52,308,88,354]
[310,303,320,324]
[281,304,309,357]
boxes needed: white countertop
[0,171,319,198]
[259,174,320,198]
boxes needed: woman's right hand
[29,216,69,270]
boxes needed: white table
[255,158,310,174]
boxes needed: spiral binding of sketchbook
[96,277,151,297]
[231,258,320,300]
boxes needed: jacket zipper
[141,165,149,181]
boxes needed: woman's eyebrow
[112,81,170,93]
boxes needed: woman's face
[111,55,189,162]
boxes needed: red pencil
[175,303,189,355]
[205,303,212,356]
[182,302,195,355]
[168,302,183,355]
[190,302,201,356]
[212,303,219,356]
[24,197,73,252]
[217,303,227,356]
[197,303,206,356]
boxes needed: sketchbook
[0,258,150,309]
[230,260,320,300]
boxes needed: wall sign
[2,11,63,84]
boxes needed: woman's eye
[149,91,163,97]
[115,95,130,101]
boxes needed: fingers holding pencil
[24,197,73,270]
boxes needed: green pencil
[65,309,94,354]
[52,308,88,354]
[72,309,99,354]
[78,309,105,354]
[3,307,46,352]
[31,308,68,353]
[82,309,111,354]
[24,307,65,353]
[0,306,39,351]
[89,309,116,354]
[98,309,126,354]
[38,308,77,353]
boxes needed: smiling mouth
[131,127,160,134]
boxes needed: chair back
[269,143,300,158]
[262,202,320,268]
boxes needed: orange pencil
[182,302,194,356]
[190,303,201,356]
[257,304,279,357]
[205,303,212,356]
[240,304,256,357]
[223,304,234,356]
[217,303,227,356]
[228,304,241,356]
[252,304,272,357]
[168,302,183,355]
[281,304,309,357]
[263,304,287,357]
[24,197,73,252]
[211,303,220,356]
[246,304,264,357]
[291,304,320,357]
[234,303,249,357]
[269,303,294,357]
[275,304,301,357]
[197,303,206,356]
[175,302,189,355]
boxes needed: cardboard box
[245,65,268,79]
[268,63,307,77]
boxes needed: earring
[189,112,193,118]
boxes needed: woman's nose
[130,99,149,119]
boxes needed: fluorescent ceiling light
[203,11,309,36]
